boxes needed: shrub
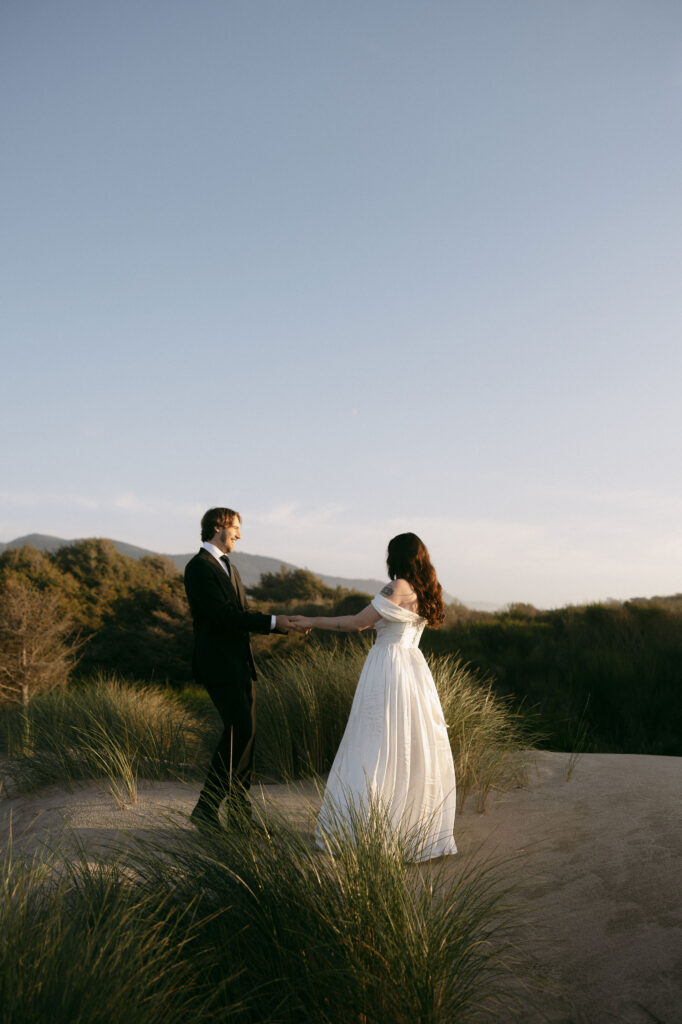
[423,602,682,755]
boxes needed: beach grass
[0,673,209,796]
[254,640,533,810]
[431,655,534,811]
[0,642,537,1021]
[0,843,220,1024]
[2,642,532,813]
[0,800,528,1024]
[255,638,368,780]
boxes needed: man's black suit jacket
[184,549,272,695]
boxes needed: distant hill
[0,533,483,604]
[0,533,394,597]
[0,533,165,564]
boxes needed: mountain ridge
[0,536,499,606]
[0,532,476,605]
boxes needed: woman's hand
[289,615,313,633]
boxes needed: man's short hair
[201,507,241,542]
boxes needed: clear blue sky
[2,0,681,607]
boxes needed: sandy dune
[2,752,681,1023]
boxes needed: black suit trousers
[201,679,256,812]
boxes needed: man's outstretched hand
[275,614,310,635]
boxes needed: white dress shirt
[201,542,276,630]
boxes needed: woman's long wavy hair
[386,533,445,628]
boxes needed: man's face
[215,517,241,554]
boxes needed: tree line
[0,541,193,702]
[422,597,682,755]
[2,542,679,755]
[0,543,371,704]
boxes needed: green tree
[53,539,142,631]
[80,569,193,684]
[1,542,194,686]
[331,591,373,616]
[0,545,75,597]
[248,567,335,603]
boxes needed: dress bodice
[371,593,426,648]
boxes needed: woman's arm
[289,603,381,633]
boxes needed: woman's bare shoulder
[380,578,418,608]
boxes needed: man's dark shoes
[190,804,222,834]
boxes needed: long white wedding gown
[316,592,457,861]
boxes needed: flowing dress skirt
[316,639,457,861]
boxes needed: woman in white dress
[290,533,457,862]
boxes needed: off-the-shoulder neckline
[373,592,425,620]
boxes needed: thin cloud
[255,503,347,530]
[0,490,99,511]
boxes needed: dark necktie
[220,555,231,579]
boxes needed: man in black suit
[184,506,300,830]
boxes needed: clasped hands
[275,614,313,635]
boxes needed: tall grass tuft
[0,845,221,1024]
[1,645,531,812]
[432,655,534,812]
[131,798,527,1023]
[0,806,528,1024]
[0,672,209,795]
[255,640,532,810]
[256,638,369,779]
